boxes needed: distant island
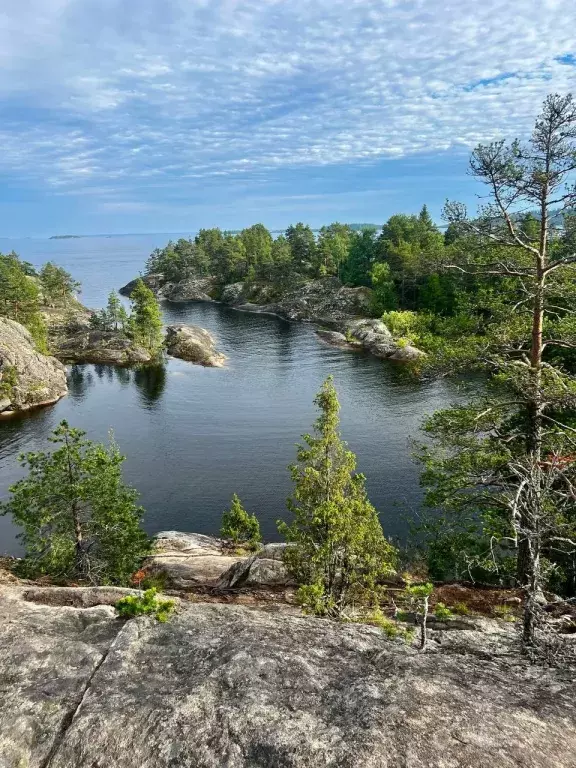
[49,234,82,239]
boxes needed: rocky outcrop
[53,329,152,364]
[118,273,165,297]
[164,325,226,367]
[316,328,361,350]
[146,532,290,589]
[347,318,425,361]
[1,584,575,768]
[0,317,68,413]
[163,276,219,302]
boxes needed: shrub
[220,494,261,547]
[115,588,175,623]
[451,601,470,616]
[434,602,452,620]
[493,604,516,622]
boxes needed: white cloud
[0,0,575,197]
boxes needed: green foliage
[0,252,48,351]
[115,588,175,623]
[405,582,434,600]
[0,365,18,400]
[370,262,397,314]
[360,607,414,641]
[451,602,470,616]
[279,376,397,617]
[434,602,452,620]
[0,420,151,584]
[493,604,516,622]
[220,493,262,546]
[39,262,80,307]
[129,279,163,354]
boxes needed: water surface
[0,235,459,554]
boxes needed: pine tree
[278,377,396,616]
[0,420,151,584]
[102,291,126,331]
[129,278,163,354]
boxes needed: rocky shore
[0,318,68,414]
[1,575,575,767]
[120,274,425,363]
[165,325,226,367]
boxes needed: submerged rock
[54,329,152,364]
[1,584,575,768]
[164,324,226,367]
[0,317,67,413]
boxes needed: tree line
[0,253,79,350]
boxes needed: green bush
[451,601,470,616]
[220,493,261,547]
[434,602,452,620]
[115,588,175,623]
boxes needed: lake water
[0,235,460,555]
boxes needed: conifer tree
[220,494,261,546]
[279,377,396,616]
[0,421,151,584]
[129,278,163,353]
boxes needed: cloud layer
[1,0,575,220]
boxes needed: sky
[1,0,575,237]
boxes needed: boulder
[0,317,68,413]
[119,273,165,297]
[316,329,361,350]
[1,585,575,768]
[146,532,243,588]
[162,276,218,302]
[147,532,291,589]
[164,325,226,367]
[220,282,246,304]
[276,277,373,324]
[53,329,152,365]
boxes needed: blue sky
[1,0,575,237]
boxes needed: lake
[0,235,460,555]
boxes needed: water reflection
[67,365,94,400]
[133,364,167,408]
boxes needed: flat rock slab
[147,532,291,589]
[147,531,242,587]
[0,587,119,767]
[2,587,575,768]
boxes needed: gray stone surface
[54,329,152,364]
[1,585,575,768]
[147,533,291,589]
[347,318,425,361]
[119,273,165,297]
[164,324,226,367]
[0,317,68,413]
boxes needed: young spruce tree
[0,421,151,584]
[279,376,396,616]
[129,278,163,354]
